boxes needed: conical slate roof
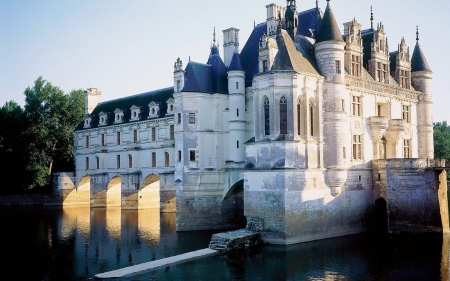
[228,52,244,72]
[315,1,343,43]
[411,42,432,72]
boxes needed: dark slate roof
[207,54,228,93]
[228,52,244,71]
[361,29,374,68]
[240,23,267,88]
[411,42,432,72]
[389,51,398,74]
[298,7,323,37]
[272,30,319,75]
[315,2,344,43]
[210,44,219,56]
[183,62,213,93]
[76,87,173,131]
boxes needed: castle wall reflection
[0,207,449,280]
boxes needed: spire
[411,26,431,72]
[213,27,216,45]
[315,0,344,43]
[210,27,219,57]
[370,6,374,30]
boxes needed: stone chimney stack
[84,88,101,115]
[223,28,240,67]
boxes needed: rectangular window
[352,96,361,116]
[236,82,239,90]
[152,152,156,167]
[170,125,174,139]
[117,132,121,145]
[133,130,138,143]
[351,55,360,76]
[152,127,156,141]
[343,147,346,159]
[402,105,410,123]
[128,155,132,168]
[189,113,195,124]
[96,157,100,169]
[178,150,182,162]
[85,136,89,148]
[297,103,301,136]
[237,108,239,117]
[382,64,388,82]
[352,135,362,160]
[117,155,120,168]
[189,150,196,162]
[341,99,345,112]
[86,157,89,170]
[335,60,341,74]
[262,60,268,72]
[177,113,181,124]
[377,62,382,82]
[404,139,410,158]
[165,152,170,167]
[237,141,239,149]
[400,70,409,88]
[101,134,105,146]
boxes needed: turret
[314,0,348,196]
[411,27,433,159]
[84,88,101,115]
[173,58,184,93]
[266,3,286,38]
[227,34,246,162]
[285,0,298,40]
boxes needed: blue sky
[1,0,448,121]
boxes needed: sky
[1,0,449,122]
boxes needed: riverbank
[0,194,45,206]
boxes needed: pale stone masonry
[63,0,440,244]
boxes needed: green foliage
[434,121,450,160]
[0,77,84,194]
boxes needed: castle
[63,0,445,244]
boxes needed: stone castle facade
[66,1,441,244]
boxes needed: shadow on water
[0,206,448,280]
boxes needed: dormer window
[98,112,108,126]
[130,105,142,121]
[166,98,175,116]
[84,116,92,129]
[114,109,124,124]
[148,102,160,118]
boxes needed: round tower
[227,40,246,163]
[314,0,348,196]
[411,27,433,159]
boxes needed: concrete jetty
[94,248,217,279]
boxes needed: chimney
[84,88,101,115]
[223,28,240,67]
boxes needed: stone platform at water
[209,229,261,252]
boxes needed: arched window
[297,100,301,136]
[264,96,270,136]
[165,152,170,167]
[380,137,387,159]
[280,96,287,134]
[310,103,314,137]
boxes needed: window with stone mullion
[279,96,287,135]
[263,96,270,136]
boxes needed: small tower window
[86,157,89,170]
[117,155,120,168]
[280,96,287,135]
[178,151,182,162]
[335,60,341,74]
[236,82,239,89]
[237,141,239,149]
[96,157,100,169]
[262,60,268,73]
[152,152,156,167]
[165,152,170,167]
[189,113,195,124]
[178,113,182,124]
[297,101,301,136]
[189,150,196,162]
[264,96,270,136]
[101,134,105,146]
[128,154,132,168]
[170,125,174,139]
[310,104,314,137]
[237,108,239,117]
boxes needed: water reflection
[0,207,448,280]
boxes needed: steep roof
[240,23,267,87]
[272,30,319,74]
[298,7,323,37]
[207,53,228,93]
[411,42,432,72]
[228,52,244,72]
[183,62,213,93]
[315,2,344,43]
[76,87,173,131]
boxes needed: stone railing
[345,76,420,100]
[369,116,389,126]
[95,146,108,153]
[126,143,141,150]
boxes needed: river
[0,206,448,280]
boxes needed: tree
[22,77,84,190]
[434,121,450,160]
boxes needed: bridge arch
[107,176,122,207]
[63,176,90,206]
[139,174,161,209]
[222,179,246,228]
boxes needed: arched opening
[222,180,246,228]
[107,176,122,207]
[63,176,90,206]
[139,174,160,209]
[379,137,387,159]
[374,198,388,233]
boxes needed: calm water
[0,206,448,281]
